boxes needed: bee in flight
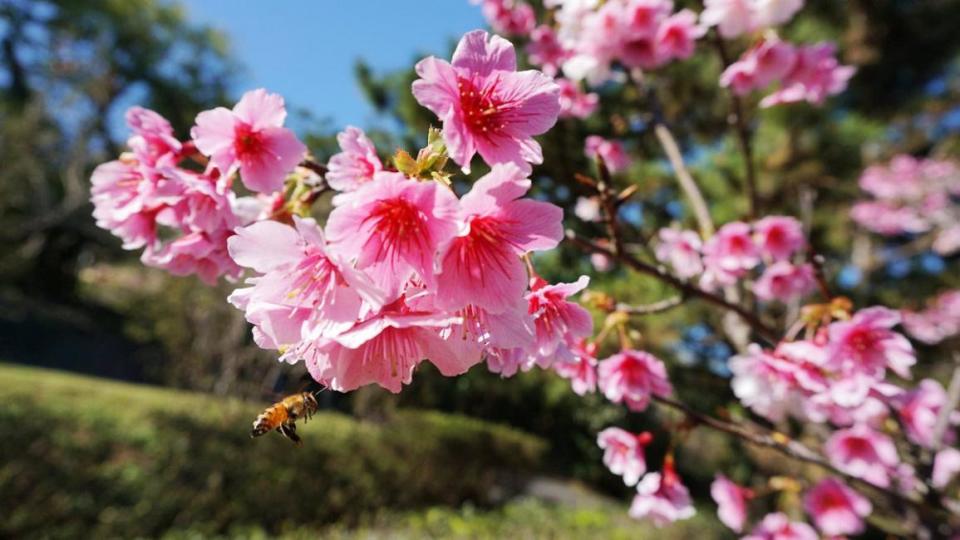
[250,390,322,445]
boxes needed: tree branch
[566,229,779,343]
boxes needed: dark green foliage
[0,364,545,538]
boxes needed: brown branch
[618,296,684,315]
[651,395,950,525]
[713,33,759,219]
[566,230,779,343]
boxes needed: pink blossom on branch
[753,262,816,303]
[597,427,653,486]
[824,424,899,488]
[191,89,307,193]
[527,275,595,364]
[742,512,818,540]
[412,30,561,173]
[598,349,672,411]
[326,126,383,192]
[553,339,598,394]
[894,378,959,448]
[803,477,872,537]
[436,163,563,314]
[655,228,704,279]
[556,78,599,119]
[710,474,753,533]
[826,306,916,381]
[754,215,806,261]
[584,135,631,173]
[325,171,459,300]
[760,43,855,108]
[628,458,696,527]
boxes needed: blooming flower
[743,512,818,540]
[527,275,594,364]
[826,306,916,380]
[654,9,705,63]
[751,0,805,29]
[325,171,459,300]
[754,216,806,261]
[125,106,182,169]
[412,30,560,172]
[191,89,307,193]
[824,424,899,488]
[803,477,871,537]
[584,136,631,173]
[526,25,572,77]
[753,262,815,303]
[598,427,653,486]
[305,296,480,393]
[326,126,383,192]
[933,447,960,489]
[436,163,563,314]
[556,78,599,119]
[655,228,704,279]
[142,229,240,285]
[760,43,855,108]
[895,379,959,448]
[553,339,598,395]
[477,0,536,36]
[701,0,754,38]
[91,157,179,250]
[598,349,672,411]
[703,221,761,280]
[710,475,752,533]
[629,458,696,527]
[227,217,386,349]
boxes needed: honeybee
[250,391,321,445]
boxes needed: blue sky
[185,1,485,131]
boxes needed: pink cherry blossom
[527,275,594,363]
[751,0,805,28]
[191,89,306,193]
[804,477,871,537]
[753,262,816,303]
[824,424,899,488]
[760,43,855,108]
[526,25,572,77]
[655,228,704,279]
[227,217,386,349]
[933,447,960,489]
[584,136,631,173]
[729,343,808,422]
[91,157,178,249]
[629,459,696,527]
[598,349,672,411]
[598,427,653,486]
[125,106,182,169]
[142,229,240,286]
[654,9,705,63]
[553,339,598,395]
[306,295,480,393]
[574,196,602,222]
[326,126,383,192]
[895,379,959,448]
[754,216,806,261]
[477,0,536,36]
[901,290,960,345]
[556,78,599,119]
[412,30,560,172]
[703,221,761,279]
[711,474,752,533]
[436,163,563,314]
[701,0,754,38]
[325,171,459,300]
[743,512,818,540]
[826,306,915,380]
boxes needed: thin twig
[617,296,684,315]
[652,395,949,523]
[653,123,715,239]
[566,230,779,343]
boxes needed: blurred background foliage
[1,0,959,537]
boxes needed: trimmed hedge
[0,365,545,538]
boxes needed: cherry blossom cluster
[91,91,307,284]
[720,38,856,108]
[655,217,816,303]
[902,289,960,345]
[851,154,960,256]
[701,0,804,39]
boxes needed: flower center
[458,76,506,138]
[364,197,430,263]
[286,248,342,308]
[234,123,266,160]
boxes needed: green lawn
[0,364,724,539]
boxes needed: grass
[0,364,726,539]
